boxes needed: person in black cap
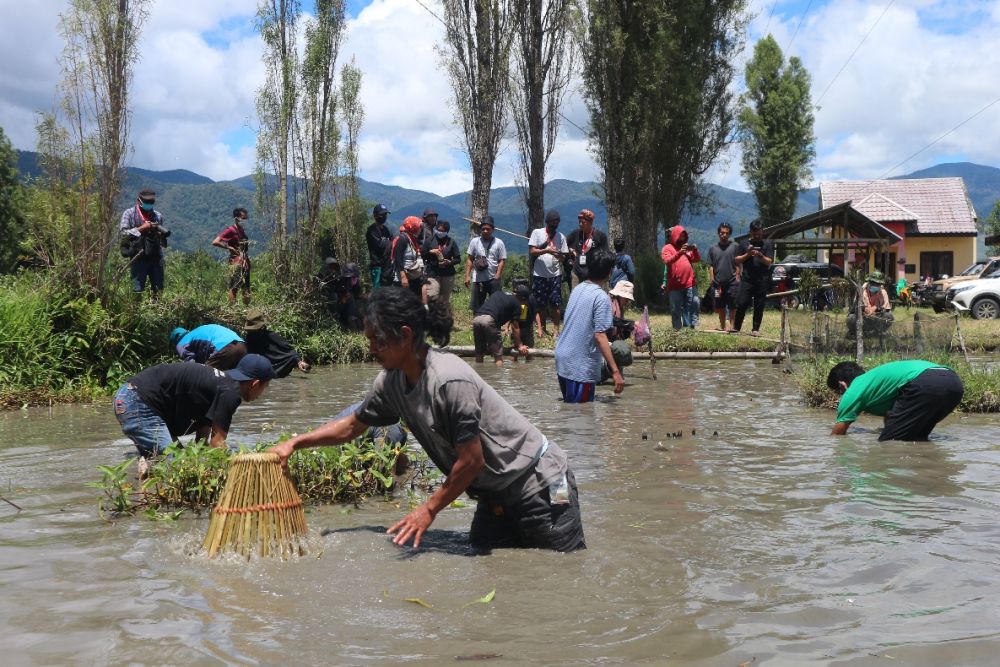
[464,215,506,312]
[419,207,439,246]
[366,204,394,289]
[422,219,462,303]
[113,354,274,462]
[119,189,171,301]
[472,284,534,366]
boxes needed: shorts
[472,314,503,359]
[558,376,595,403]
[228,261,251,291]
[469,469,585,552]
[713,279,738,310]
[532,275,563,310]
[880,368,964,441]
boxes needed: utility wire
[785,0,815,52]
[815,0,896,105]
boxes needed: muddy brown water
[1,359,999,665]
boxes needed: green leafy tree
[737,34,816,226]
[0,127,25,272]
[985,199,1000,256]
[580,0,748,254]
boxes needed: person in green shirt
[827,360,964,441]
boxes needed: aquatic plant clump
[93,435,417,518]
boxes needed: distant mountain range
[14,151,998,258]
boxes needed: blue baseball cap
[169,327,188,347]
[227,354,275,382]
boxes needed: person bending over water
[827,359,964,441]
[270,287,585,552]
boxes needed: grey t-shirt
[708,241,739,285]
[357,349,567,499]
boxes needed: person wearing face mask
[528,209,569,338]
[422,219,462,303]
[847,270,894,337]
[366,204,394,289]
[119,189,170,301]
[464,216,507,313]
[212,207,252,305]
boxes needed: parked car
[769,256,845,309]
[928,256,1000,312]
[946,269,1000,319]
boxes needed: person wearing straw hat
[243,310,311,377]
[603,280,635,382]
[114,354,274,462]
[847,270,893,337]
[271,287,585,552]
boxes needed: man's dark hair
[138,189,156,201]
[233,207,248,219]
[827,361,866,392]
[586,248,616,282]
[749,220,764,232]
[437,219,450,232]
[613,236,625,252]
[365,286,452,350]
[717,222,732,234]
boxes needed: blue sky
[2,0,1000,197]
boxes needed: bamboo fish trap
[203,452,308,559]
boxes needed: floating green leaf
[403,597,434,609]
[464,589,496,607]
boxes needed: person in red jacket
[661,225,701,330]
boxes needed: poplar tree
[580,0,747,254]
[738,34,816,226]
[0,128,24,273]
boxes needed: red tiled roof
[819,177,977,234]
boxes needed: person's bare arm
[269,412,371,469]
[594,331,624,394]
[831,421,851,436]
[495,258,506,281]
[387,437,485,548]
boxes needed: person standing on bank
[212,207,252,306]
[529,209,569,338]
[554,248,625,403]
[827,360,964,441]
[422,219,461,303]
[114,354,274,460]
[419,208,439,246]
[465,216,506,313]
[565,209,608,288]
[733,220,774,336]
[661,225,701,330]
[269,287,585,552]
[366,203,394,289]
[119,189,170,301]
[707,222,740,332]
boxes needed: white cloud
[3,0,1000,197]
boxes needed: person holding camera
[119,189,170,301]
[661,225,701,330]
[733,220,774,336]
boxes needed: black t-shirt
[565,228,608,280]
[421,236,462,277]
[476,292,533,326]
[737,238,774,283]
[129,362,243,439]
[365,223,393,268]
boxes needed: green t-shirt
[836,360,948,423]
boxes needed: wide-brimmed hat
[609,280,634,301]
[866,270,885,285]
[245,309,267,331]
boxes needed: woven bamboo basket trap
[203,452,308,559]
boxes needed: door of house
[875,250,897,281]
[919,251,953,279]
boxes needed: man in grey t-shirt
[706,222,740,332]
[272,287,585,552]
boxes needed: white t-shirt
[528,228,569,278]
[467,236,507,282]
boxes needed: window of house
[919,252,953,279]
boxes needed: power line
[815,0,896,105]
[785,0,815,52]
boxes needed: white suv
[947,270,1000,319]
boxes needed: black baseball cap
[373,204,390,216]
[227,354,275,382]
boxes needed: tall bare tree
[581,0,747,254]
[35,0,148,295]
[255,0,300,266]
[439,0,514,222]
[510,0,576,233]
